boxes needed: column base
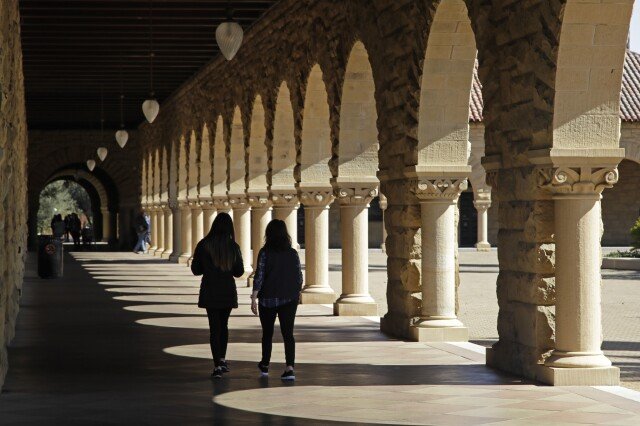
[409,325,469,342]
[334,302,378,316]
[161,250,173,260]
[153,248,164,257]
[300,288,337,304]
[178,254,191,264]
[536,365,620,386]
[168,253,180,263]
[475,242,491,251]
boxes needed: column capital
[413,176,467,202]
[228,194,249,209]
[537,166,618,198]
[271,189,300,208]
[299,188,335,208]
[379,193,388,210]
[212,195,231,211]
[334,183,378,206]
[247,193,272,209]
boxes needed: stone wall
[0,0,28,392]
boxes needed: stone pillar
[299,188,337,304]
[272,191,300,249]
[161,205,174,259]
[410,177,468,342]
[248,194,272,284]
[178,202,192,264]
[202,200,216,235]
[100,207,111,243]
[379,194,387,253]
[229,195,252,278]
[537,166,619,385]
[189,202,204,262]
[148,208,159,253]
[473,196,491,251]
[154,206,165,256]
[333,184,378,316]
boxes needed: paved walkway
[2,251,640,424]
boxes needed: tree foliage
[37,180,92,234]
[631,217,640,252]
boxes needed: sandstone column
[473,195,491,251]
[178,202,192,264]
[333,184,378,316]
[100,207,111,243]
[299,188,336,304]
[379,194,387,253]
[248,195,272,284]
[161,204,174,259]
[201,200,216,235]
[411,177,468,341]
[189,202,204,262]
[537,166,619,385]
[148,208,159,253]
[271,191,299,249]
[229,195,252,278]
[154,206,165,256]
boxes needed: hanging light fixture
[115,93,129,148]
[142,0,160,123]
[215,1,243,61]
[97,147,108,161]
[87,159,96,172]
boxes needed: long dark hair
[203,212,236,271]
[263,219,292,252]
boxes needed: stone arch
[417,0,475,169]
[153,147,161,205]
[161,144,169,203]
[336,41,379,182]
[551,0,633,152]
[47,169,109,213]
[212,115,227,198]
[169,139,178,202]
[199,124,213,199]
[178,135,188,201]
[272,81,296,190]
[147,150,154,205]
[248,95,268,194]
[301,64,332,187]
[141,154,149,206]
[228,106,246,197]
[188,130,199,200]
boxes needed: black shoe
[219,360,230,373]
[258,362,269,377]
[211,367,223,379]
[281,370,295,381]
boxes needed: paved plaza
[1,250,640,424]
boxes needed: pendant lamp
[142,1,160,123]
[97,147,108,161]
[87,159,96,172]
[216,2,243,61]
[116,94,129,148]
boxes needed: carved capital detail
[228,195,249,209]
[414,177,467,201]
[335,184,378,206]
[271,190,300,208]
[299,189,335,207]
[537,166,618,196]
[212,196,230,211]
[247,194,272,209]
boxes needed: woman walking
[251,219,303,381]
[191,213,244,379]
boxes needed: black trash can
[38,235,63,278]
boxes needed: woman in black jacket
[191,212,244,379]
[251,219,303,381]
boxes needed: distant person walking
[133,210,150,254]
[190,213,244,379]
[251,219,303,381]
[69,213,82,247]
[51,214,66,241]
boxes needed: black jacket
[254,248,303,301]
[191,240,244,309]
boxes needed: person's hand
[250,297,258,316]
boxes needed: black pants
[259,301,298,367]
[206,308,232,368]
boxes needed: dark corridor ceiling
[19,0,278,130]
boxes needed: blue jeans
[133,233,147,252]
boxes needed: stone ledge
[602,257,640,270]
[300,291,337,304]
[536,365,620,386]
[409,326,469,342]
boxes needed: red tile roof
[469,50,640,122]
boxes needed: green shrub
[632,217,640,252]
